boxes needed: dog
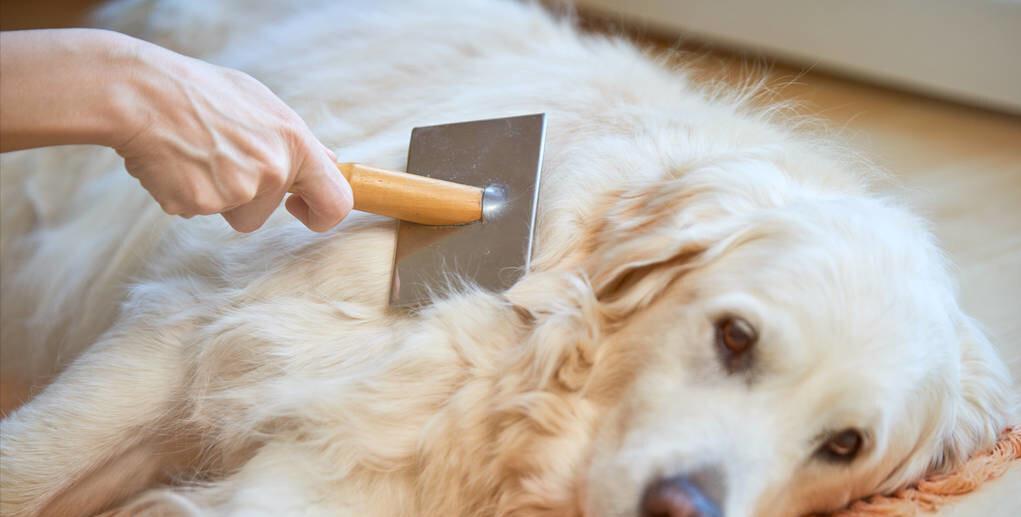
[0,1,1013,516]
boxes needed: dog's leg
[107,441,379,516]
[0,322,189,517]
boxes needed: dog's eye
[716,317,757,354]
[820,429,863,461]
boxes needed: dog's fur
[0,1,1013,516]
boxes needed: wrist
[0,29,147,151]
[89,30,160,149]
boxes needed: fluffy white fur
[0,1,1013,516]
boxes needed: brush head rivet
[482,183,509,222]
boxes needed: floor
[2,2,1019,515]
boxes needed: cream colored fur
[0,1,1012,516]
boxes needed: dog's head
[505,156,1012,517]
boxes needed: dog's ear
[938,313,1013,468]
[880,312,1014,492]
[503,161,789,391]
[582,166,776,320]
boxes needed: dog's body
[0,1,1012,516]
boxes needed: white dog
[0,1,1012,516]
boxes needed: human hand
[113,40,352,232]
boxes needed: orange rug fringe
[833,427,1020,516]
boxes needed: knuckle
[229,179,259,204]
[192,194,221,215]
[159,200,182,216]
[214,168,258,206]
[225,213,263,233]
[194,202,219,215]
[231,220,259,233]
[282,121,311,144]
[277,130,302,153]
[213,154,239,176]
[261,166,288,190]
[181,177,204,203]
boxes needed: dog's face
[561,162,1011,517]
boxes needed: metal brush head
[390,113,546,308]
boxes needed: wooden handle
[337,163,483,225]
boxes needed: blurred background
[3,0,1020,113]
[2,1,1020,514]
[1,0,97,30]
[576,0,1021,114]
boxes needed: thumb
[288,144,353,232]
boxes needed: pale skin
[0,28,353,232]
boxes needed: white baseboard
[577,0,1021,114]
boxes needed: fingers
[221,188,285,233]
[144,144,350,233]
[284,194,312,228]
[287,144,353,232]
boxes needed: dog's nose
[640,475,722,517]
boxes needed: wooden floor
[2,2,1019,515]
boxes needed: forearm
[0,29,145,152]
[0,28,351,232]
